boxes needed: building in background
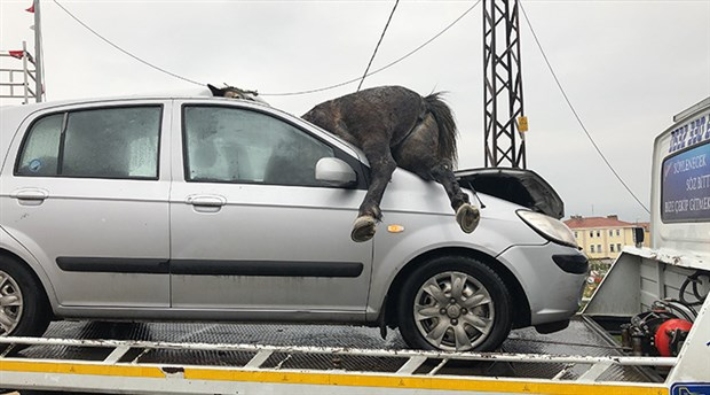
[564,215,650,261]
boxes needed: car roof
[0,94,268,113]
[0,94,279,132]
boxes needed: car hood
[455,168,564,219]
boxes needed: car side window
[183,106,334,187]
[16,106,162,179]
[16,114,63,176]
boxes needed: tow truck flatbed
[9,315,659,382]
[1,309,675,394]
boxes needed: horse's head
[207,83,267,104]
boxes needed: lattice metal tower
[483,0,526,168]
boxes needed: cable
[262,0,481,96]
[357,0,400,92]
[652,299,696,322]
[680,271,709,306]
[51,0,480,97]
[519,2,651,214]
[52,0,204,87]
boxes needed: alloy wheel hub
[446,304,462,319]
[0,270,23,336]
[414,271,495,351]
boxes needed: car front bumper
[497,243,589,326]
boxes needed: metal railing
[0,41,40,104]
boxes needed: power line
[519,2,650,214]
[262,0,481,96]
[357,0,400,92]
[52,0,480,97]
[52,0,204,87]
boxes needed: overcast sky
[1,0,709,222]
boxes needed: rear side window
[16,114,63,176]
[16,106,162,179]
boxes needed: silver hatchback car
[0,96,587,352]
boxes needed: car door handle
[187,195,227,211]
[11,189,49,205]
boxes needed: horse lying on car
[208,84,480,242]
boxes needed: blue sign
[671,383,710,395]
[662,141,710,222]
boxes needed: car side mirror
[316,157,357,187]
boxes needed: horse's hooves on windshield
[352,216,377,242]
[456,204,480,234]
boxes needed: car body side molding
[56,257,170,274]
[56,257,364,278]
[171,260,364,277]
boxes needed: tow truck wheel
[0,255,51,343]
[397,255,512,352]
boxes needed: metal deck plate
[13,316,660,382]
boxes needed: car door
[169,100,372,318]
[0,100,172,309]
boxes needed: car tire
[397,255,512,352]
[0,255,51,342]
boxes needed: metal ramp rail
[1,336,672,395]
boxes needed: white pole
[33,0,43,102]
[22,41,30,104]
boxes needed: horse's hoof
[456,203,480,234]
[351,216,377,242]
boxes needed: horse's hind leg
[352,143,398,242]
[430,160,480,234]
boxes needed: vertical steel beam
[483,0,526,168]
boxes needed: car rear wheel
[397,255,512,351]
[0,256,50,340]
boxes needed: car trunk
[455,168,564,219]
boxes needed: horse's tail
[423,93,458,165]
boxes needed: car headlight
[516,210,578,248]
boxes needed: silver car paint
[496,243,587,324]
[169,99,373,313]
[368,169,551,319]
[1,100,173,310]
[0,97,584,328]
[0,225,57,307]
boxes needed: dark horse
[208,84,480,242]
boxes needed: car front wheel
[397,255,512,352]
